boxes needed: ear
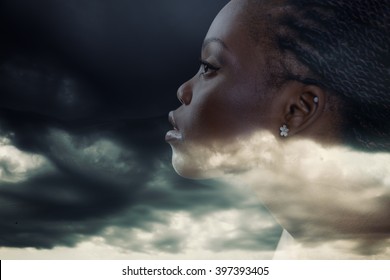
[281,83,326,136]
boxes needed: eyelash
[199,59,220,75]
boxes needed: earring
[314,96,319,103]
[280,124,289,137]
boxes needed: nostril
[177,82,192,105]
[182,94,192,105]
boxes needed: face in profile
[166,0,338,178]
[165,0,282,178]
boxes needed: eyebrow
[202,37,229,51]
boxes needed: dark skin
[166,0,342,178]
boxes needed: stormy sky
[0,0,284,259]
[1,0,389,260]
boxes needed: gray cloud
[3,122,389,259]
[206,210,282,252]
[152,233,186,254]
[0,127,281,257]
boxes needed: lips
[165,111,183,142]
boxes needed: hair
[244,0,390,152]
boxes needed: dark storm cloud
[0,56,99,120]
[0,123,280,253]
[0,0,229,120]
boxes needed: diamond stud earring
[314,96,319,103]
[280,124,289,137]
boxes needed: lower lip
[165,130,183,142]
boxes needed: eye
[199,59,220,76]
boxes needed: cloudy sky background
[0,0,389,260]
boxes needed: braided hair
[245,0,390,151]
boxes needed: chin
[170,147,217,179]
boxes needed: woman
[166,0,390,258]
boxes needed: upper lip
[168,111,179,130]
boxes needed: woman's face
[166,0,280,178]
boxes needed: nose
[177,80,192,105]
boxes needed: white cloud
[98,185,280,259]
[221,133,390,258]
[0,206,278,260]
[169,130,390,258]
[0,136,54,183]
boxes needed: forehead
[203,0,280,81]
[205,1,247,40]
[203,1,258,63]
[204,0,282,55]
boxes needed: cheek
[195,94,261,142]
